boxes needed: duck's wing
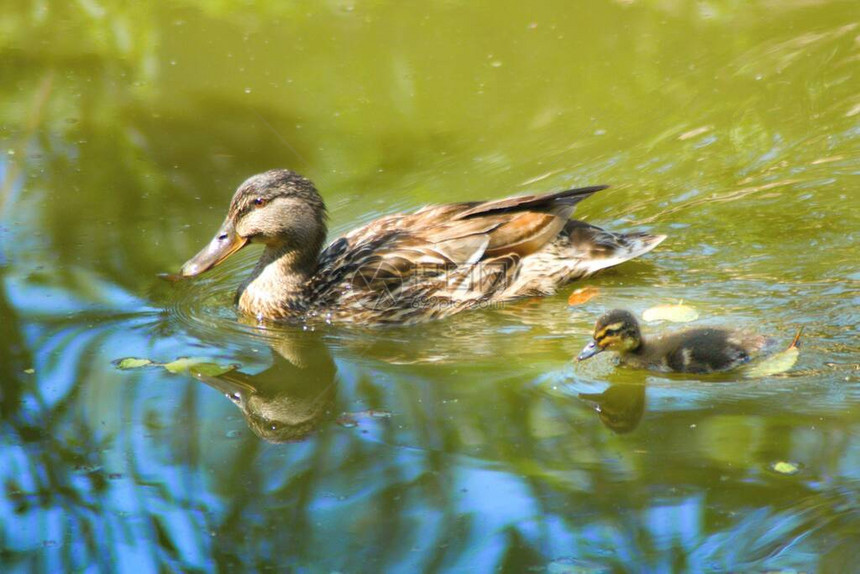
[313,186,609,320]
[322,185,607,267]
[452,185,607,219]
[412,185,609,260]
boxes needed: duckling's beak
[577,340,603,361]
[180,219,248,277]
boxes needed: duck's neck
[618,336,645,357]
[237,244,318,319]
[615,337,652,371]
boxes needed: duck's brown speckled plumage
[180,170,665,325]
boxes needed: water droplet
[244,88,252,94]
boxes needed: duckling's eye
[253,197,267,208]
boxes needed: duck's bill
[180,221,248,277]
[577,341,603,361]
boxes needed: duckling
[577,309,774,373]
[180,170,665,325]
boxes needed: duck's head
[180,169,327,277]
[577,309,642,361]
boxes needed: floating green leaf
[113,357,153,370]
[162,357,228,374]
[189,362,237,377]
[114,355,237,376]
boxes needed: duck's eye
[253,197,267,208]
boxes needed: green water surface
[1,1,858,571]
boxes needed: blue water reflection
[3,262,859,570]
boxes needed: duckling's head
[181,169,327,277]
[577,309,642,361]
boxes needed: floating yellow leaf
[744,346,799,377]
[771,461,800,475]
[567,286,600,306]
[744,327,803,378]
[113,357,153,370]
[642,303,699,323]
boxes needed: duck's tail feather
[562,220,666,275]
[498,221,664,299]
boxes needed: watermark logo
[349,259,405,310]
[349,259,513,311]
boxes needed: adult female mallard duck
[180,170,664,325]
[577,309,800,374]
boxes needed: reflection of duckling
[577,309,775,374]
[193,336,337,443]
[579,383,646,434]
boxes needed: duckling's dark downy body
[623,327,767,373]
[578,309,771,374]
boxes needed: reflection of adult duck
[192,335,337,443]
[579,383,646,434]
[180,169,664,325]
